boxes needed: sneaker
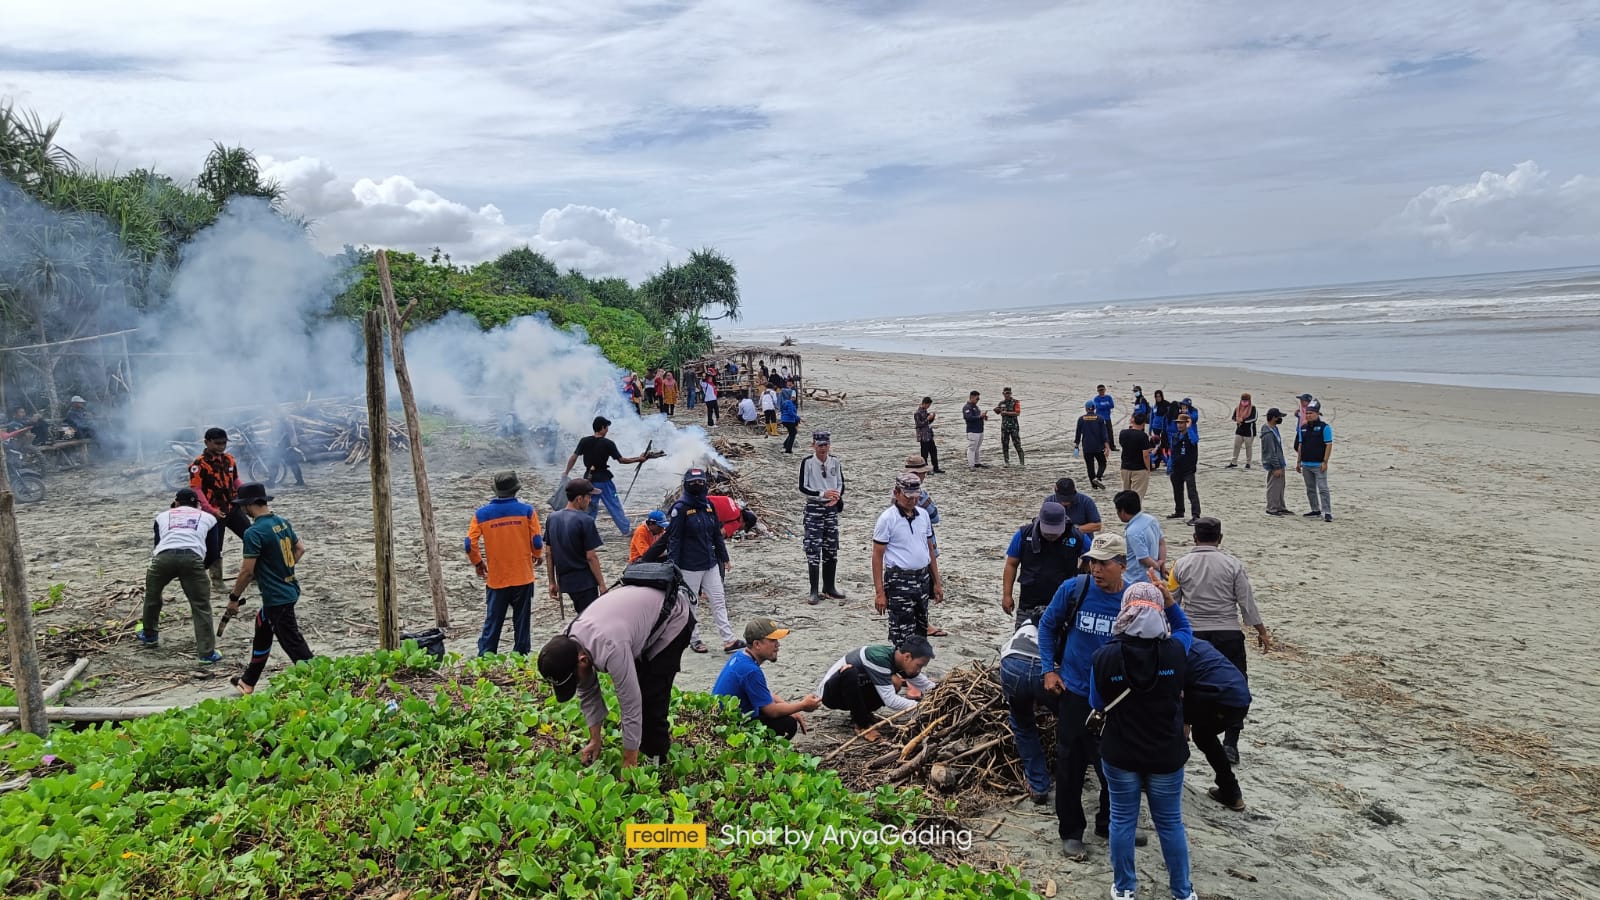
[1324,513,1334,522]
[1111,890,1137,900]
[1226,462,1237,468]
[135,630,159,647]
[1061,838,1087,860]
[1302,510,1322,517]
[1166,512,1185,519]
[198,650,223,664]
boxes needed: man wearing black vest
[1296,400,1334,522]
[1001,501,1086,629]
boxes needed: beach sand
[10,344,1600,899]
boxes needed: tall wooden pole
[365,310,399,651]
[376,250,450,630]
[0,450,46,737]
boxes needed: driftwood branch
[0,705,175,723]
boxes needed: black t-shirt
[575,435,623,482]
[1119,429,1152,470]
[545,509,604,590]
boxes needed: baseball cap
[1265,407,1285,420]
[1306,400,1322,412]
[895,472,923,493]
[565,478,600,500]
[1084,532,1128,562]
[1038,501,1068,538]
[743,617,791,644]
[537,634,583,702]
[1192,516,1223,541]
[646,510,668,526]
[1297,393,1315,401]
[811,431,831,445]
[1084,401,1095,410]
[683,467,709,486]
[173,487,200,506]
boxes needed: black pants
[918,439,940,472]
[783,422,799,452]
[1187,701,1249,804]
[822,666,883,728]
[636,620,694,760]
[276,445,304,485]
[240,604,314,687]
[760,713,799,739]
[564,586,600,617]
[1055,690,1109,840]
[1170,468,1200,516]
[1085,451,1107,482]
[1102,418,1117,450]
[705,400,719,426]
[1195,630,1247,746]
[203,506,252,568]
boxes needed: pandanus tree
[639,247,742,323]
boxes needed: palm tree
[640,248,742,322]
[196,143,283,208]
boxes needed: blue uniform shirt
[712,650,773,717]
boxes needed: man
[1002,501,1086,629]
[1260,408,1291,515]
[189,427,251,593]
[563,416,663,537]
[1293,392,1315,442]
[536,578,694,766]
[629,510,668,562]
[760,385,779,437]
[737,392,759,427]
[465,470,544,656]
[872,472,944,644]
[1131,386,1151,423]
[995,387,1024,466]
[5,406,49,447]
[712,618,821,738]
[816,637,937,740]
[274,415,306,487]
[1296,400,1334,522]
[798,431,846,604]
[903,455,941,556]
[961,391,988,468]
[1115,490,1165,585]
[138,488,221,662]
[1185,638,1253,811]
[779,390,801,453]
[707,493,759,539]
[1173,517,1270,765]
[1044,478,1102,539]
[1118,413,1154,498]
[545,478,607,615]
[1166,411,1201,524]
[1093,385,1117,451]
[1073,402,1110,489]
[224,483,311,695]
[1038,534,1149,860]
[913,396,943,474]
[63,395,96,441]
[1000,613,1054,804]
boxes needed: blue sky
[4,0,1600,325]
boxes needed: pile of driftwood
[658,460,791,536]
[710,437,754,459]
[823,662,1049,813]
[233,402,409,465]
[803,386,846,404]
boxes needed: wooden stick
[819,702,921,763]
[0,488,46,737]
[944,735,1007,764]
[0,705,175,722]
[377,250,450,630]
[365,309,400,651]
[899,713,948,762]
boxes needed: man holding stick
[563,417,662,537]
[223,483,312,695]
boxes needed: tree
[482,246,561,299]
[0,101,76,189]
[639,247,741,322]
[196,143,283,209]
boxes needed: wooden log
[0,484,46,737]
[377,251,450,631]
[365,310,400,651]
[0,705,176,722]
[0,656,85,736]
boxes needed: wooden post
[0,453,47,737]
[121,334,142,464]
[365,310,399,651]
[376,250,450,630]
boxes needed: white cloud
[1393,161,1600,253]
[1121,232,1180,272]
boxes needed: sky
[5,0,1600,326]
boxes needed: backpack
[1051,576,1095,668]
[618,561,695,637]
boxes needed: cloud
[1393,161,1600,253]
[1121,232,1180,272]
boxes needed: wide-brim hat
[234,482,273,506]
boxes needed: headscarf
[1235,394,1253,423]
[1112,582,1169,639]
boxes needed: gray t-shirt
[546,508,603,591]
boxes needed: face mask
[686,481,708,497]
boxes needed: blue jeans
[999,655,1054,794]
[477,583,533,656]
[587,479,632,535]
[1101,762,1192,899]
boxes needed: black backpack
[618,561,695,636]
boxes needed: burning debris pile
[657,458,791,537]
[232,402,409,465]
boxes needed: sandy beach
[10,344,1600,899]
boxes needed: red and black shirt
[189,452,239,513]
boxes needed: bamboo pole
[365,310,399,651]
[376,250,449,631]
[0,705,175,722]
[0,656,92,736]
[0,458,46,737]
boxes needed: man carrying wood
[189,427,251,593]
[814,637,937,742]
[137,488,222,662]
[562,416,663,537]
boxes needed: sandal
[691,640,709,653]
[723,640,747,653]
[925,627,949,637]
[229,675,254,696]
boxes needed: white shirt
[738,397,758,422]
[152,506,217,557]
[760,390,777,412]
[873,505,933,569]
[703,381,718,401]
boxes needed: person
[815,637,937,741]
[642,369,658,410]
[1000,614,1054,803]
[6,406,49,447]
[63,395,96,441]
[779,390,801,453]
[1118,413,1154,498]
[465,470,544,656]
[914,396,943,474]
[1293,392,1315,441]
[536,578,694,766]
[272,415,306,487]
[798,432,846,604]
[563,416,663,537]
[995,387,1024,466]
[1260,408,1291,515]
[702,373,720,427]
[1148,391,1171,470]
[1131,386,1151,424]
[962,391,988,468]
[189,427,251,594]
[621,374,640,416]
[1093,385,1117,451]
[225,483,312,695]
[1115,490,1165,585]
[1043,478,1101,540]
[629,509,667,562]
[545,478,607,615]
[902,455,941,556]
[1074,401,1110,489]
[662,371,679,415]
[713,618,821,739]
[1166,411,1200,524]
[872,472,944,644]
[663,467,739,654]
[1228,393,1257,469]
[737,392,760,427]
[1038,534,1161,861]
[707,492,759,538]
[1002,501,1086,628]
[1087,580,1196,899]
[1179,397,1200,431]
[138,488,221,662]
[1184,638,1253,811]
[1173,517,1269,764]
[760,385,779,437]
[1297,399,1334,522]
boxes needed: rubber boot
[822,560,845,599]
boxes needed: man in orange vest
[465,470,544,655]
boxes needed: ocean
[735,267,1600,395]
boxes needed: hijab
[1112,582,1169,639]
[1235,394,1253,422]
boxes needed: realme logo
[625,823,707,849]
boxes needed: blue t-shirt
[1123,512,1163,582]
[712,650,773,717]
[1093,394,1115,419]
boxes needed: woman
[1229,392,1257,469]
[662,468,740,654]
[1149,391,1170,469]
[662,371,679,415]
[1089,579,1197,900]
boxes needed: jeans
[1000,655,1054,794]
[1302,466,1331,514]
[1054,691,1109,840]
[1100,762,1193,899]
[477,582,533,655]
[586,479,632,535]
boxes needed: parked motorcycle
[6,446,45,503]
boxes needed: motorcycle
[6,446,45,504]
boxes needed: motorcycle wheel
[162,460,191,491]
[11,473,45,504]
